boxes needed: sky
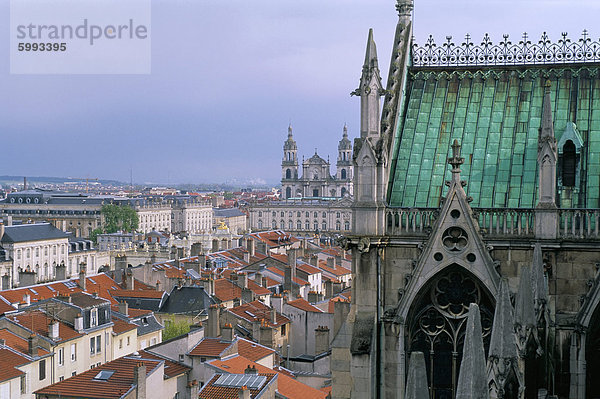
[2,0,599,186]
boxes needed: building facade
[248,197,352,234]
[281,125,354,199]
[333,2,600,399]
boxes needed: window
[344,221,350,230]
[90,337,96,355]
[272,211,276,217]
[297,221,302,230]
[20,375,26,394]
[313,212,318,218]
[280,211,284,217]
[563,140,576,186]
[150,337,157,346]
[285,187,292,198]
[200,357,207,363]
[35,248,39,257]
[258,211,262,217]
[314,222,318,231]
[58,347,64,366]
[305,221,310,230]
[71,343,76,361]
[59,376,64,381]
[341,169,347,179]
[39,359,46,380]
[272,221,277,229]
[91,308,98,327]
[336,222,341,231]
[72,371,76,376]
[285,169,291,179]
[281,324,286,335]
[305,212,309,217]
[322,212,326,218]
[119,339,123,349]
[313,189,319,197]
[96,335,101,353]
[258,220,263,229]
[127,336,131,346]
[336,212,341,218]
[322,222,327,231]
[288,221,293,229]
[179,354,185,362]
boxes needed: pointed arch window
[407,267,494,399]
[285,169,291,179]
[286,187,292,199]
[341,169,347,179]
[562,140,576,187]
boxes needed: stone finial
[456,303,489,399]
[531,243,548,310]
[405,351,429,399]
[364,28,379,70]
[288,123,293,137]
[515,266,536,329]
[448,139,465,183]
[395,0,414,17]
[487,279,522,399]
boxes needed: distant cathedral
[281,125,353,199]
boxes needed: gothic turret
[356,28,384,139]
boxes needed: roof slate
[1,223,69,243]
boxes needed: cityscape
[2,1,600,399]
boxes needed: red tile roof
[247,230,300,247]
[188,337,235,358]
[236,338,275,362]
[0,328,49,357]
[209,355,327,399]
[139,350,191,378]
[0,347,28,383]
[111,317,138,335]
[35,355,163,398]
[214,278,242,302]
[327,296,351,314]
[297,263,322,275]
[12,310,82,343]
[247,280,271,296]
[228,301,290,328]
[0,297,16,316]
[286,298,323,313]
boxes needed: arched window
[286,169,291,179]
[313,221,318,231]
[336,212,341,218]
[344,221,350,230]
[407,267,494,399]
[288,220,293,230]
[305,212,309,217]
[297,220,302,230]
[280,211,285,217]
[272,220,277,229]
[562,140,576,186]
[322,222,327,231]
[258,211,262,217]
[286,187,292,198]
[305,221,310,230]
[341,187,347,196]
[297,211,301,217]
[272,211,276,217]
[322,212,326,218]
[258,220,263,229]
[341,169,347,179]
[280,220,285,229]
[336,221,341,230]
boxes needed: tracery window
[407,267,494,399]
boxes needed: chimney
[23,176,27,190]
[212,239,219,252]
[28,334,37,356]
[241,288,254,304]
[190,243,202,257]
[243,252,251,264]
[119,301,129,317]
[23,293,31,306]
[244,365,258,375]
[288,249,297,282]
[324,280,333,299]
[335,254,342,266]
[49,320,60,340]
[209,275,215,296]
[314,325,330,355]
[308,291,319,304]
[222,323,234,341]
[270,308,277,324]
[55,263,66,281]
[187,380,199,399]
[198,254,207,270]
[134,362,147,399]
[79,268,86,290]
[248,239,255,257]
[327,257,334,268]
[254,272,262,286]
[238,386,251,399]
[80,261,87,275]
[271,294,283,314]
[309,256,317,267]
[207,304,220,338]
[238,273,248,289]
[128,270,135,289]
[261,277,268,288]
[74,313,84,332]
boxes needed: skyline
[2,0,599,185]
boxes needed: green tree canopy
[101,204,139,233]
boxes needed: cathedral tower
[336,125,353,196]
[281,124,298,199]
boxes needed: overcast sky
[2,0,598,186]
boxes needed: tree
[101,204,139,233]
[89,227,103,244]
[162,317,191,341]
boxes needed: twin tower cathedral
[281,125,353,199]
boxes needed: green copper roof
[388,66,600,208]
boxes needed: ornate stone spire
[531,243,548,313]
[514,266,538,357]
[539,80,556,144]
[448,139,465,183]
[487,279,522,399]
[355,28,384,139]
[536,80,558,209]
[456,303,489,399]
[405,351,429,399]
